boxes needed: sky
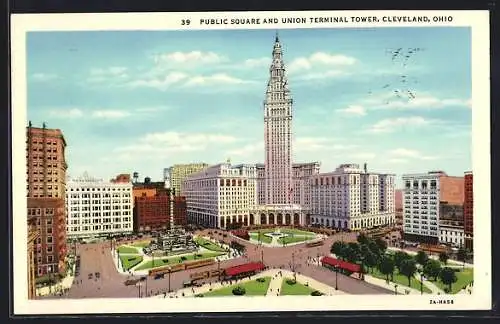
[26,27,472,186]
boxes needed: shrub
[194,294,204,297]
[232,286,246,296]
[311,290,323,296]
[286,279,297,285]
[181,256,187,261]
[256,277,266,283]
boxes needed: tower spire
[275,30,279,43]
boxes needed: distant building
[395,189,403,227]
[402,171,464,245]
[310,163,396,230]
[183,162,257,228]
[26,122,68,276]
[65,173,133,239]
[164,163,209,196]
[464,171,473,250]
[110,173,131,183]
[132,179,187,232]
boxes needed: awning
[224,262,265,277]
[321,256,361,273]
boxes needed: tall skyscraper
[26,122,68,276]
[264,33,293,205]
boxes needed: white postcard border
[11,10,491,314]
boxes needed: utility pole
[145,276,148,297]
[168,268,171,293]
[335,265,338,290]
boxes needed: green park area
[280,278,316,296]
[249,232,273,244]
[193,237,228,252]
[433,267,474,294]
[280,228,316,236]
[368,268,432,294]
[117,246,140,254]
[202,277,272,297]
[278,235,316,245]
[119,255,143,271]
[134,251,224,271]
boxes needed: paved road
[42,229,392,299]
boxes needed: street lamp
[334,265,338,290]
[420,271,424,295]
[394,284,398,295]
[168,267,172,293]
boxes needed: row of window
[68,187,131,192]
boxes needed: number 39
[181,19,191,26]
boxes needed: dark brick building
[464,171,473,250]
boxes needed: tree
[439,252,449,265]
[439,267,458,292]
[357,233,369,245]
[331,241,346,259]
[457,248,467,268]
[368,240,381,256]
[346,242,361,263]
[423,259,442,281]
[394,251,411,270]
[375,238,387,253]
[378,256,395,282]
[399,259,417,287]
[415,251,429,266]
[364,251,378,273]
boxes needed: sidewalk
[36,264,75,297]
[149,268,341,298]
[363,274,422,295]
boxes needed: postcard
[11,10,491,314]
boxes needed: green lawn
[368,268,432,294]
[278,235,315,245]
[433,268,474,294]
[280,228,315,236]
[193,237,227,252]
[134,251,224,271]
[202,277,272,297]
[120,255,143,271]
[249,232,273,244]
[280,278,316,295]
[117,246,140,254]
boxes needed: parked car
[88,273,93,280]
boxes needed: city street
[39,229,392,299]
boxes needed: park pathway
[416,273,443,294]
[266,272,284,296]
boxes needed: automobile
[88,273,93,280]
[95,272,100,279]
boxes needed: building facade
[464,171,473,250]
[27,216,39,299]
[395,189,404,227]
[65,173,133,239]
[184,163,257,228]
[402,171,464,245]
[27,123,68,276]
[256,162,320,208]
[173,196,188,227]
[164,163,209,196]
[310,164,396,230]
[439,224,465,247]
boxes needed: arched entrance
[260,214,267,225]
[277,213,283,225]
[305,214,311,225]
[293,213,300,225]
[249,214,255,225]
[269,213,275,225]
[285,214,291,225]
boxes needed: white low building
[65,173,133,238]
[310,163,396,230]
[439,225,465,247]
[183,163,257,229]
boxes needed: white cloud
[363,91,471,110]
[293,137,357,152]
[389,148,437,161]
[90,67,128,76]
[87,66,129,83]
[183,73,249,87]
[297,70,349,81]
[31,73,59,82]
[387,158,408,164]
[91,110,131,119]
[228,142,264,156]
[338,105,366,116]
[244,57,270,68]
[154,51,225,65]
[126,72,189,90]
[288,52,356,74]
[49,108,83,118]
[115,131,239,157]
[368,116,431,133]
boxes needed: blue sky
[26,28,471,186]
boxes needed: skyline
[26,27,472,184]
